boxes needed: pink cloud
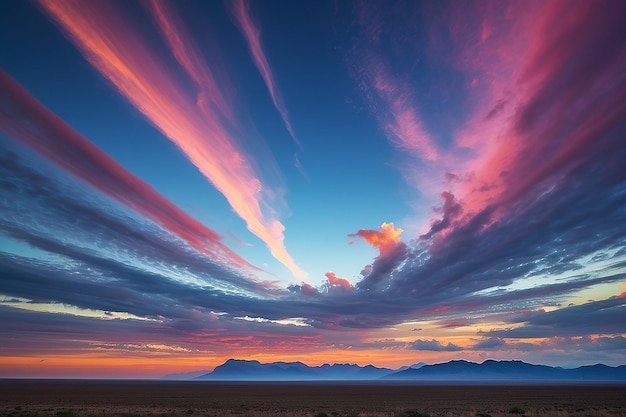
[371,69,439,161]
[353,0,626,241]
[300,283,320,297]
[146,0,235,125]
[455,0,626,223]
[0,69,250,270]
[38,0,306,278]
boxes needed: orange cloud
[325,271,353,290]
[351,222,403,256]
[38,0,306,278]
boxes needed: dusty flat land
[0,381,624,417]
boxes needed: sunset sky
[1,0,626,378]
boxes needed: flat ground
[0,381,624,417]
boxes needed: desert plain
[0,381,624,417]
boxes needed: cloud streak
[146,0,235,126]
[0,149,279,299]
[336,0,626,327]
[230,0,302,151]
[38,0,305,278]
[0,69,248,270]
[349,1,439,163]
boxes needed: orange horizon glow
[0,347,494,379]
[3,332,586,379]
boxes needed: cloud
[472,337,507,351]
[420,191,463,239]
[229,0,301,151]
[370,68,439,161]
[38,0,306,278]
[350,223,409,292]
[409,339,463,352]
[14,0,620,336]
[454,1,626,223]
[145,0,235,125]
[482,296,626,339]
[348,1,439,163]
[323,272,354,293]
[471,335,626,356]
[0,69,249,271]
[346,0,626,314]
[0,150,282,304]
[0,301,321,360]
[287,282,320,298]
[2,0,624,363]
[351,222,404,257]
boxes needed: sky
[0,0,625,378]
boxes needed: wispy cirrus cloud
[38,0,306,278]
[334,0,626,327]
[0,69,248,270]
[146,0,235,126]
[0,148,278,299]
[350,222,404,257]
[230,0,302,151]
[349,1,439,165]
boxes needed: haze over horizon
[1,0,626,379]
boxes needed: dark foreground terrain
[0,381,624,417]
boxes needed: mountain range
[162,359,626,382]
[192,359,401,380]
[384,359,626,381]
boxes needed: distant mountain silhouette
[177,359,626,381]
[384,360,626,381]
[196,359,394,380]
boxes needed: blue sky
[1,0,626,378]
